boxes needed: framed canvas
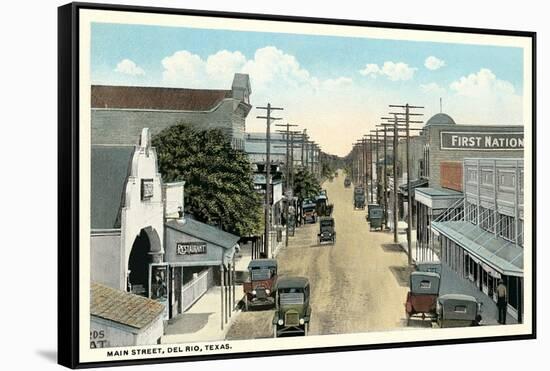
[58,2,536,368]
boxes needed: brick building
[91,73,252,150]
[395,112,523,234]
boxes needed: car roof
[319,216,334,221]
[248,259,278,269]
[438,294,477,303]
[276,276,309,289]
[410,271,440,279]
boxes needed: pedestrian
[496,279,507,324]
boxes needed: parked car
[415,261,442,275]
[368,205,384,231]
[354,186,366,209]
[272,277,311,337]
[243,259,278,311]
[318,217,336,245]
[302,200,317,224]
[366,203,378,222]
[405,271,441,325]
[436,294,483,328]
[344,177,351,188]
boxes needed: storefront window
[498,214,516,242]
[508,276,519,311]
[482,269,488,294]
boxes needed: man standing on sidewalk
[496,279,508,324]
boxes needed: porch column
[232,254,236,311]
[220,265,224,331]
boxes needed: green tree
[293,168,321,202]
[321,161,335,181]
[152,124,263,236]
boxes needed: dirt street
[226,174,412,340]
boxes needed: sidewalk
[439,264,517,325]
[394,220,517,325]
[161,286,242,344]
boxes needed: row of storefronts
[387,112,525,323]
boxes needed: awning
[431,220,523,277]
[398,178,428,197]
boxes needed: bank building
[391,112,524,323]
[90,128,240,348]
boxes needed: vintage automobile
[272,277,311,337]
[344,177,351,188]
[415,261,442,275]
[405,271,441,325]
[353,186,366,209]
[366,203,378,222]
[318,217,336,245]
[243,259,278,311]
[436,294,482,328]
[302,200,317,224]
[368,205,384,231]
[315,193,334,217]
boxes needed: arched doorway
[128,229,151,296]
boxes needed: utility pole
[368,135,374,203]
[392,115,399,244]
[257,103,283,258]
[388,104,424,266]
[301,129,306,169]
[382,105,424,265]
[383,128,388,228]
[275,124,299,248]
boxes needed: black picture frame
[58,2,536,368]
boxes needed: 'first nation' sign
[440,131,524,151]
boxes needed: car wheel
[244,297,248,312]
[273,325,278,338]
[304,324,308,336]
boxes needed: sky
[91,23,525,156]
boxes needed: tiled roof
[92,85,231,111]
[91,282,164,330]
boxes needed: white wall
[90,314,164,348]
[90,232,124,290]
[120,135,165,278]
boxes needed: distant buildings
[91,73,252,150]
[245,132,321,175]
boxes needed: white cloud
[115,59,145,76]
[420,82,446,95]
[359,64,381,77]
[161,50,205,85]
[242,46,317,90]
[424,56,445,70]
[205,50,247,83]
[322,77,353,89]
[444,68,521,124]
[450,68,515,97]
[359,61,416,81]
[160,46,352,94]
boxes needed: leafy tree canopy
[152,124,263,236]
[293,168,321,201]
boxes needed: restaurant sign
[440,132,523,151]
[176,241,207,255]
